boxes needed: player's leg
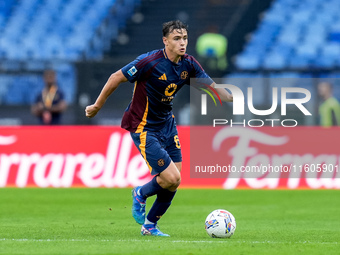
[130,131,171,225]
[131,175,164,225]
[155,161,181,191]
[132,123,182,236]
[142,128,182,236]
[132,161,180,224]
[156,123,182,191]
[141,161,180,237]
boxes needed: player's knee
[168,174,181,189]
[175,176,181,189]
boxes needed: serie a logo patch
[127,66,137,76]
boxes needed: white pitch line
[0,238,338,245]
[0,238,91,242]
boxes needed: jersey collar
[163,48,183,66]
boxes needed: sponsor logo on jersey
[165,83,177,96]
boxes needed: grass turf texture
[0,188,339,255]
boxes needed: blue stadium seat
[243,43,268,58]
[277,31,300,46]
[288,56,311,69]
[262,53,287,69]
[295,43,318,60]
[0,0,143,105]
[321,43,340,59]
[235,54,261,70]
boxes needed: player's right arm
[85,69,128,118]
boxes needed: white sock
[144,218,155,225]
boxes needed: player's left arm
[210,83,233,102]
[85,69,128,118]
[190,56,233,103]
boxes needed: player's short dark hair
[162,20,188,37]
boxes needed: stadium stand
[235,0,340,71]
[0,0,140,108]
[0,0,140,61]
[0,63,76,105]
[227,0,340,115]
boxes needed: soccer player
[85,20,233,236]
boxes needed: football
[205,209,236,238]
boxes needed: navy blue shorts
[130,118,182,175]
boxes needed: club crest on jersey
[127,66,137,76]
[158,159,165,167]
[181,71,188,79]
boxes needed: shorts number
[174,135,181,149]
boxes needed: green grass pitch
[0,188,339,255]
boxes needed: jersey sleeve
[189,56,214,86]
[121,53,151,83]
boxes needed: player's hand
[85,104,100,118]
